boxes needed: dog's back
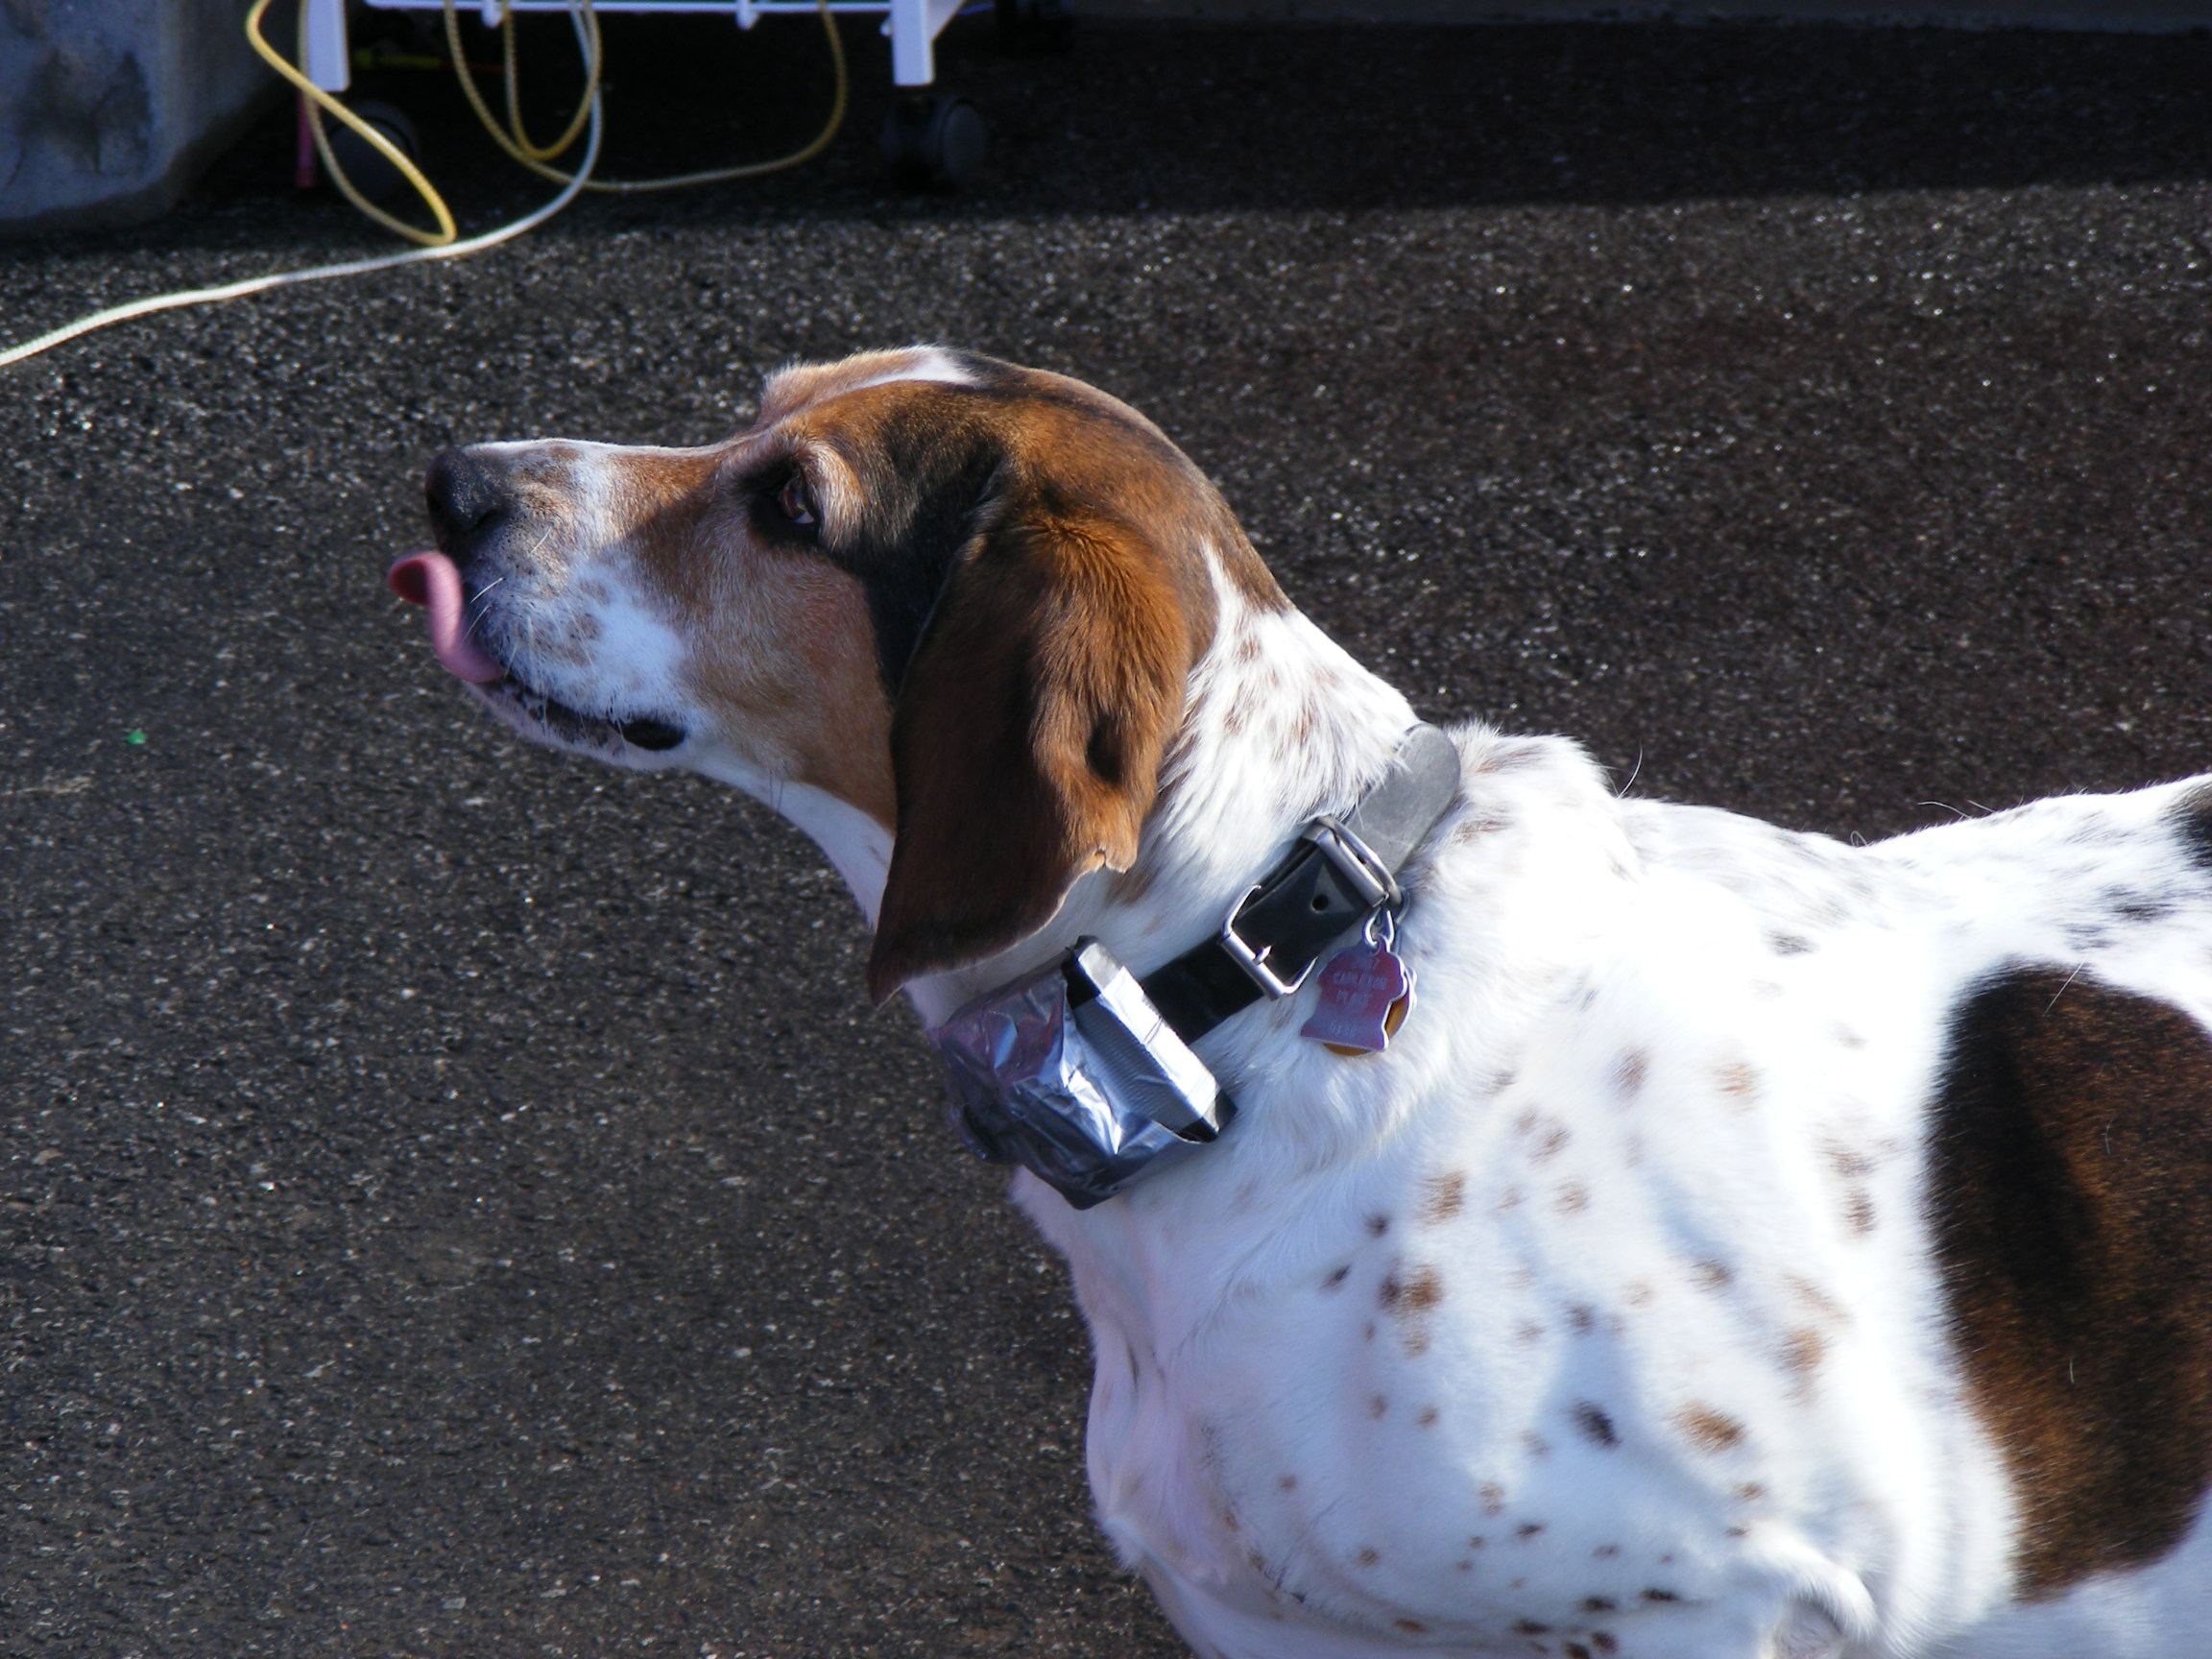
[1045,739,2212,1659]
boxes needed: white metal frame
[304,0,963,93]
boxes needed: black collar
[1139,723,1463,1045]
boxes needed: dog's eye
[778,473,818,529]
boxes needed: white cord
[0,7,602,373]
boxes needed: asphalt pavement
[4,15,2211,1657]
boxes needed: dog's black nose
[425,447,513,553]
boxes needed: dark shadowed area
[3,14,2209,1656]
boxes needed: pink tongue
[388,552,505,685]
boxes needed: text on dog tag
[1301,945,1412,1055]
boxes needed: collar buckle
[1217,815,1400,998]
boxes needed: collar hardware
[1216,815,1401,998]
[928,723,1463,1210]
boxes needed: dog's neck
[704,585,1421,1034]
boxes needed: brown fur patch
[1780,1329,1826,1378]
[1420,1171,1467,1224]
[729,352,1305,998]
[1380,1262,1445,1315]
[1612,1048,1649,1100]
[1714,1060,1761,1105]
[868,505,1197,997]
[1928,966,2212,1594]
[1673,1404,1746,1453]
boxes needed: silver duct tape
[932,941,1234,1210]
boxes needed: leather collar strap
[1140,724,1463,1046]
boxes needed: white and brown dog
[389,348,2212,1659]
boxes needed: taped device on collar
[934,939,1233,1210]
[928,724,1465,1211]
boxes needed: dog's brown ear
[865,508,1200,1002]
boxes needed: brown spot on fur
[1625,1281,1653,1306]
[1380,1262,1445,1316]
[1516,1524,1546,1540]
[1512,1617,1551,1633]
[1278,1474,1296,1490]
[1497,1185,1527,1213]
[1613,1048,1649,1099]
[1692,1260,1732,1291]
[1592,1544,1619,1558]
[1529,1120,1572,1162]
[1928,965,2212,1593]
[1674,1404,1746,1453]
[1565,1644,1592,1659]
[1480,1482,1506,1514]
[1516,1321,1545,1346]
[1593,1637,1620,1656]
[1368,1395,1389,1418]
[1572,1402,1619,1448]
[1785,1274,1845,1323]
[1734,1482,1766,1503]
[1467,1535,1487,1549]
[1715,1060,1761,1105]
[1417,1407,1439,1427]
[1554,1182,1590,1214]
[1843,1190,1876,1234]
[1581,1596,1619,1613]
[1354,1547,1380,1568]
[1483,742,1545,773]
[1365,1213,1391,1238]
[1453,807,1514,841]
[1828,1143,1876,1181]
[1643,1588,1680,1602]
[1523,1432,1551,1459]
[1781,1329,1826,1378]
[1394,1620,1429,1635]
[1421,1171,1467,1223]
[1567,1303,1597,1334]
[1322,1264,1350,1290]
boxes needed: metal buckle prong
[1218,881,1309,997]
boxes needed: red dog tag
[1300,943,1413,1055]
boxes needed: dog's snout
[425,447,513,553]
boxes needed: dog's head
[392,348,1284,999]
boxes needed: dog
[389,348,2212,1659]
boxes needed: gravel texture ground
[3,16,2210,1657]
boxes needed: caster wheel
[995,0,1072,51]
[880,94,987,190]
[325,98,420,204]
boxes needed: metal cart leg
[301,0,352,89]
